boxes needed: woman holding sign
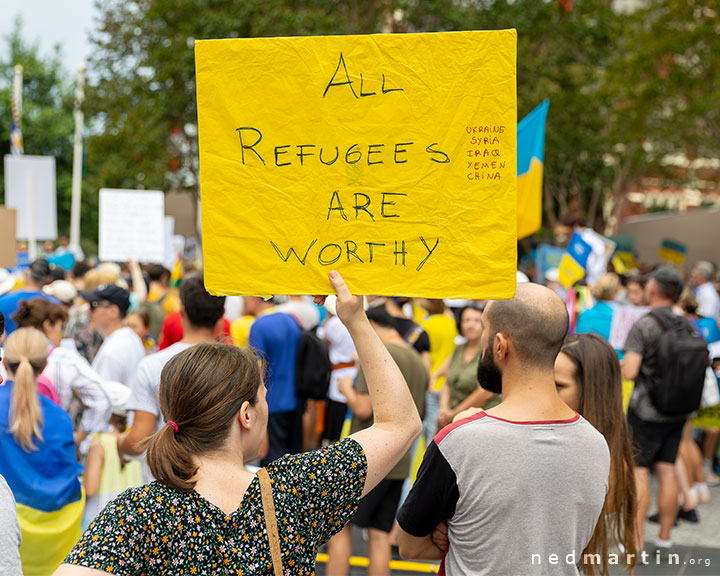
[55,271,422,576]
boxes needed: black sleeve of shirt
[413,330,431,354]
[397,440,459,537]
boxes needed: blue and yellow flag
[659,238,687,265]
[517,100,549,239]
[0,382,84,575]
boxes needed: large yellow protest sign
[196,31,517,298]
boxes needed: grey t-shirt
[624,307,687,423]
[0,474,22,575]
[398,411,609,576]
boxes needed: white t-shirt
[92,326,145,386]
[318,315,357,403]
[696,282,720,321]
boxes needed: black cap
[79,284,131,314]
[651,267,684,303]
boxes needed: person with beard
[396,283,610,576]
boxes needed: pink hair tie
[166,420,179,433]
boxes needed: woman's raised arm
[316,271,422,496]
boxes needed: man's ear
[494,332,509,362]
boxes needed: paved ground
[315,476,720,576]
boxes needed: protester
[575,272,620,341]
[55,271,422,575]
[119,275,226,482]
[317,295,357,443]
[0,473,23,575]
[680,287,720,345]
[81,284,145,387]
[397,283,610,575]
[622,267,701,556]
[54,235,85,263]
[0,327,84,575]
[126,307,157,353]
[436,305,499,430]
[418,298,458,444]
[247,294,304,464]
[13,299,112,445]
[555,333,637,574]
[625,273,647,307]
[690,261,720,322]
[327,305,427,576]
[0,258,59,335]
[82,381,142,530]
[141,263,180,339]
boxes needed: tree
[84,0,394,228]
[0,18,94,246]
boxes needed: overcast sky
[1,0,97,73]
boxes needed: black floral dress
[65,437,366,575]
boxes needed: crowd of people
[0,243,718,576]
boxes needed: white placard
[609,305,650,350]
[4,155,57,240]
[99,189,165,262]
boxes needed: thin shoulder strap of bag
[257,467,283,576]
[648,308,673,332]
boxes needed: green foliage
[0,18,88,239]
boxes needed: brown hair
[13,298,69,331]
[144,343,263,491]
[560,334,637,575]
[421,298,446,316]
[4,328,50,451]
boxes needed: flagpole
[11,65,24,155]
[70,66,85,248]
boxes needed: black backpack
[295,328,332,400]
[647,309,708,415]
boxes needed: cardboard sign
[98,189,165,263]
[196,31,518,298]
[4,155,57,240]
[0,206,17,268]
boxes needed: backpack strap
[647,308,676,331]
[257,468,283,576]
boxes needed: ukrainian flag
[0,382,84,576]
[517,100,549,239]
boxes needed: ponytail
[4,328,49,452]
[144,422,198,492]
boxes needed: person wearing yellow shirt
[419,299,458,445]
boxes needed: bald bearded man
[397,283,610,576]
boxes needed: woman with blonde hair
[0,327,83,575]
[576,273,620,343]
